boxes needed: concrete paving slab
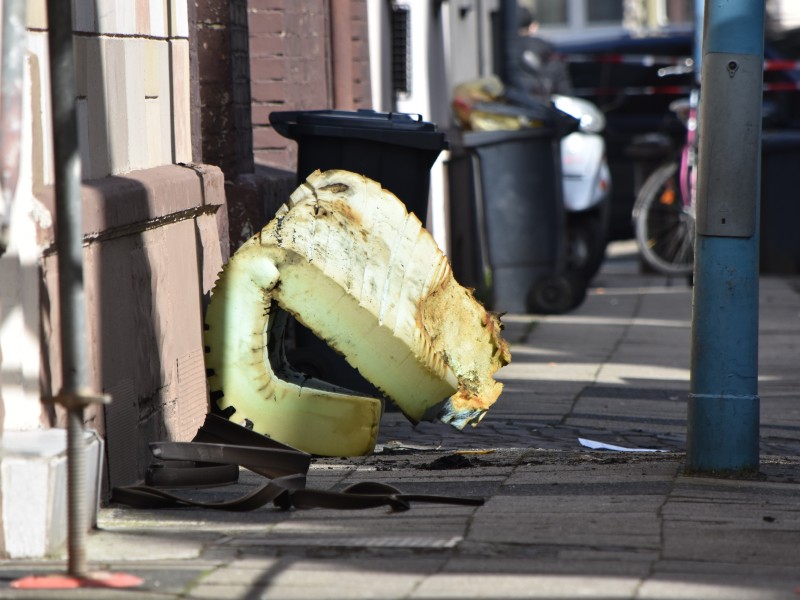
[654,559,800,578]
[190,559,435,600]
[84,530,219,561]
[445,555,654,577]
[481,494,666,514]
[410,572,642,599]
[637,574,798,600]
[503,460,682,485]
[468,519,661,549]
[662,523,800,566]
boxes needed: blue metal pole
[687,0,765,473]
[692,0,704,81]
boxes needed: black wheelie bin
[270,109,447,222]
[760,130,800,274]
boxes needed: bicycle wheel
[633,162,695,276]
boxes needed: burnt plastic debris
[269,109,449,395]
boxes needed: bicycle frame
[679,88,700,218]
[631,67,699,277]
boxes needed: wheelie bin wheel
[527,275,574,314]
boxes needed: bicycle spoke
[634,162,695,276]
[660,221,693,267]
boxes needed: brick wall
[248,0,331,170]
[196,0,255,178]
[196,0,373,252]
[248,0,372,171]
[231,1,256,175]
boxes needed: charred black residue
[419,454,474,470]
[320,183,350,194]
[274,215,286,245]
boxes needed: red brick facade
[196,0,255,178]
[248,0,372,170]
[194,0,373,251]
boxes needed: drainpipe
[331,2,354,110]
[687,0,765,473]
[46,0,108,578]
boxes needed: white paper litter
[578,437,666,453]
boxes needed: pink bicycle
[632,88,698,276]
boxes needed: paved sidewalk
[2,241,800,599]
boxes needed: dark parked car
[554,26,800,241]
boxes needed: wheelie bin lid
[454,88,579,148]
[269,109,449,151]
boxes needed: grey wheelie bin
[448,115,576,315]
[269,109,448,395]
